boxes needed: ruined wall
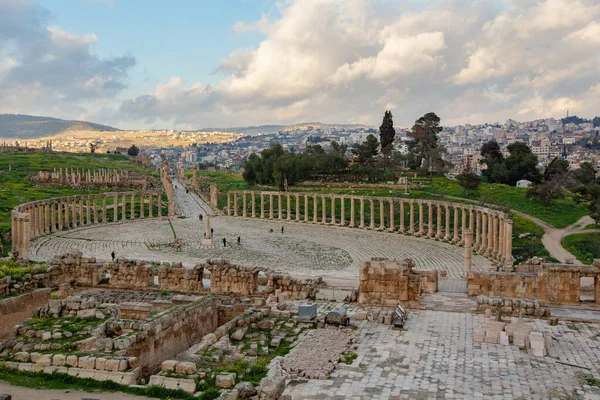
[476,296,550,317]
[418,270,438,294]
[0,289,52,338]
[208,261,259,295]
[467,262,600,305]
[269,274,322,300]
[358,258,421,308]
[113,297,219,374]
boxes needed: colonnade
[227,191,513,267]
[11,190,164,260]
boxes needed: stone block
[257,319,275,330]
[216,373,236,389]
[105,359,120,372]
[118,359,128,371]
[500,331,509,345]
[483,330,499,344]
[14,352,29,362]
[473,328,485,343]
[66,355,78,368]
[354,311,367,320]
[231,327,247,341]
[67,367,81,377]
[107,372,124,384]
[80,356,96,369]
[17,363,32,372]
[95,357,106,370]
[78,369,95,379]
[43,366,58,374]
[148,375,165,387]
[28,352,42,363]
[175,361,197,375]
[77,309,97,319]
[128,357,139,370]
[35,354,52,367]
[161,360,177,372]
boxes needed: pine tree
[379,110,396,159]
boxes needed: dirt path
[0,381,157,400]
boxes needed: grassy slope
[0,152,154,254]
[562,232,600,265]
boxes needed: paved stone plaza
[286,304,600,400]
[30,182,493,283]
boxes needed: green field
[0,152,155,256]
[562,232,600,265]
[511,214,558,263]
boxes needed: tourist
[281,226,284,234]
[222,238,227,247]
[111,251,115,261]
[186,188,189,194]
[269,228,273,233]
[237,236,241,245]
[199,214,203,221]
[211,228,214,237]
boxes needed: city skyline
[1,0,599,130]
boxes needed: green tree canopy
[406,112,447,174]
[127,145,139,157]
[379,110,396,158]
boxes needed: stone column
[379,200,385,230]
[11,211,18,252]
[504,220,514,267]
[73,198,79,227]
[460,207,467,245]
[243,191,247,217]
[120,195,125,221]
[65,200,70,228]
[304,195,309,222]
[487,212,494,256]
[130,194,135,219]
[480,213,488,254]
[409,201,415,234]
[93,197,98,223]
[58,200,64,230]
[278,193,283,220]
[473,211,480,251]
[322,196,327,223]
[102,196,107,223]
[139,193,145,218]
[234,193,239,217]
[252,192,257,218]
[296,194,300,221]
[427,202,433,238]
[270,194,275,219]
[350,197,355,227]
[51,202,56,232]
[261,194,265,219]
[20,214,30,261]
[444,205,451,241]
[469,207,475,231]
[369,199,375,229]
[86,196,91,225]
[360,198,365,228]
[227,192,232,216]
[45,202,50,234]
[330,195,335,225]
[112,194,117,222]
[287,194,292,221]
[464,229,473,271]
[418,202,424,236]
[157,193,163,217]
[389,200,394,231]
[499,217,505,262]
[399,201,405,233]
[149,193,154,218]
[436,204,442,239]
[313,195,318,223]
[453,207,459,243]
[492,214,499,259]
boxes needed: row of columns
[227,191,513,267]
[11,191,163,260]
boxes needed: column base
[202,238,214,247]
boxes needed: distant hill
[0,114,119,139]
[198,122,374,136]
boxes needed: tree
[574,162,597,185]
[584,183,600,226]
[480,140,506,183]
[89,143,98,153]
[505,142,542,185]
[543,157,569,181]
[351,134,380,180]
[127,145,140,157]
[456,158,481,196]
[406,112,447,175]
[528,180,562,210]
[379,110,396,162]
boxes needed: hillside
[198,122,374,136]
[0,114,119,139]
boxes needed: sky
[0,0,599,130]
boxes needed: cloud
[0,0,135,120]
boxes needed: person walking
[237,236,241,245]
[199,214,203,222]
[281,226,284,234]
[222,238,227,247]
[111,251,115,261]
[211,228,214,238]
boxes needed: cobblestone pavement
[30,180,493,281]
[285,311,600,400]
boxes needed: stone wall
[112,297,219,374]
[0,289,52,338]
[467,262,600,305]
[476,296,550,317]
[358,258,422,308]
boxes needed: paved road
[30,179,493,282]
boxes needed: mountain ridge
[0,114,120,139]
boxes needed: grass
[511,214,559,264]
[0,152,156,255]
[0,365,203,399]
[342,350,358,364]
[0,259,47,281]
[562,232,600,265]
